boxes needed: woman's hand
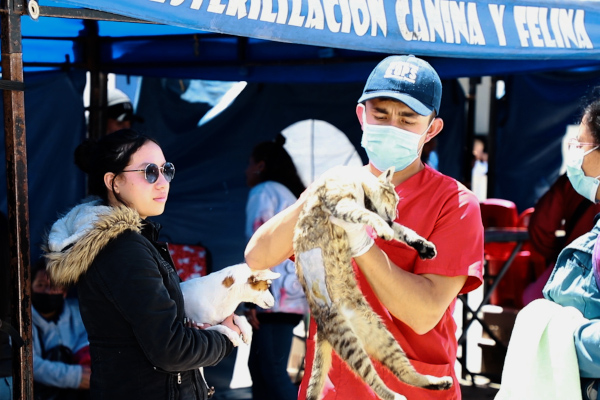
[79,365,91,389]
[219,314,241,336]
[185,319,211,330]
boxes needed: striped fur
[293,166,452,400]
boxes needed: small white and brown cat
[293,165,453,400]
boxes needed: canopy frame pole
[1,1,33,399]
[85,20,108,141]
[486,77,498,199]
[464,77,480,189]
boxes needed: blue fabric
[15,2,600,80]
[0,376,12,400]
[544,219,600,378]
[32,298,88,389]
[0,70,87,262]
[46,0,600,61]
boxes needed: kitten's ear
[380,167,395,183]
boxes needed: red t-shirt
[298,165,484,400]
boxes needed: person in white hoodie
[31,258,91,400]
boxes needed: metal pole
[486,77,498,199]
[464,77,480,188]
[84,20,107,141]
[1,1,33,399]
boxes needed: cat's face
[363,167,399,223]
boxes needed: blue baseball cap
[358,55,442,116]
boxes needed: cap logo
[383,61,419,84]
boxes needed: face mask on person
[566,145,600,203]
[360,110,434,172]
[32,292,64,315]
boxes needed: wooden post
[1,1,33,399]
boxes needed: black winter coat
[44,201,233,400]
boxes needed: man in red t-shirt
[245,55,484,400]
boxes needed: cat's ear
[380,167,395,183]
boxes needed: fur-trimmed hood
[44,197,143,287]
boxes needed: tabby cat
[293,165,453,400]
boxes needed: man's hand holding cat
[329,216,374,257]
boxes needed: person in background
[244,134,309,400]
[244,55,484,400]
[523,173,600,305]
[471,136,488,201]
[543,91,600,400]
[31,258,90,400]
[105,88,143,135]
[43,129,238,400]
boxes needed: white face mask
[360,110,434,172]
[566,145,600,203]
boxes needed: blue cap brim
[358,91,434,116]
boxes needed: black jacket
[45,200,233,400]
[0,331,10,377]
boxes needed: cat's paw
[373,223,395,241]
[414,239,437,260]
[425,375,453,390]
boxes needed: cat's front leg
[391,223,437,259]
[331,198,395,240]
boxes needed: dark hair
[31,257,47,282]
[74,129,157,203]
[582,87,600,144]
[251,134,305,198]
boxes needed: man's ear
[425,117,444,142]
[356,103,366,129]
[104,172,117,193]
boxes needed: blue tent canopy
[19,0,600,81]
[46,0,600,58]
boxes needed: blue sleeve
[32,325,82,389]
[574,320,600,378]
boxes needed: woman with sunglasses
[540,92,600,400]
[43,129,239,400]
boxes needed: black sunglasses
[122,162,175,184]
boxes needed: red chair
[480,199,531,308]
[481,198,519,262]
[480,198,519,229]
[516,207,534,229]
